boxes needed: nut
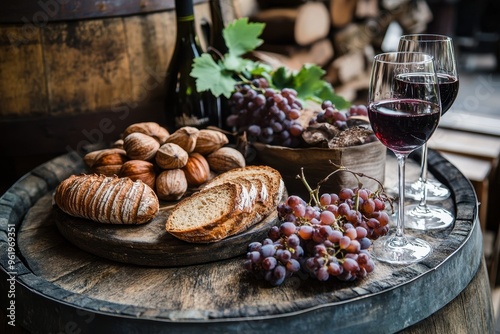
[83,148,128,173]
[122,122,170,144]
[182,153,210,186]
[193,129,229,155]
[112,139,124,149]
[83,150,102,168]
[123,132,160,161]
[156,169,188,201]
[119,160,156,190]
[93,165,122,177]
[206,147,246,173]
[93,148,128,167]
[165,126,199,153]
[156,143,189,169]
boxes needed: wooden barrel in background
[0,0,237,192]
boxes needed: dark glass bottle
[208,0,228,56]
[164,0,220,132]
[208,0,231,132]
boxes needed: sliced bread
[202,165,284,235]
[165,182,254,242]
[204,165,284,207]
[165,165,285,243]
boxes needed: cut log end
[251,2,331,46]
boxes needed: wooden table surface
[0,149,494,334]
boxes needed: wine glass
[398,34,459,230]
[368,52,440,264]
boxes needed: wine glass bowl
[398,34,458,229]
[399,34,459,117]
[369,99,440,153]
[368,52,439,264]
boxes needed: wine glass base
[405,178,451,201]
[372,234,432,265]
[405,203,454,230]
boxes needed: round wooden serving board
[54,200,281,267]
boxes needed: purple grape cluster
[314,101,369,130]
[244,187,391,286]
[226,78,305,148]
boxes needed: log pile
[235,0,433,102]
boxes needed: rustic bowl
[253,140,387,199]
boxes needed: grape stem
[297,167,320,206]
[296,164,394,213]
[206,46,225,62]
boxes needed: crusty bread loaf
[165,182,254,242]
[165,165,285,243]
[54,174,159,224]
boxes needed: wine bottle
[208,0,229,57]
[164,0,220,132]
[208,0,232,131]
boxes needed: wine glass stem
[418,143,429,207]
[396,153,408,239]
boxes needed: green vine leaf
[224,18,265,57]
[223,53,253,73]
[191,54,237,98]
[190,17,350,109]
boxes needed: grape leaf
[271,64,350,109]
[224,18,265,57]
[223,53,253,73]
[191,18,350,108]
[191,54,237,98]
[292,64,329,98]
[270,67,294,89]
[315,82,351,110]
[247,62,273,77]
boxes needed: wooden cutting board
[54,200,281,267]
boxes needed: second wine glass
[398,34,459,230]
[368,52,440,264]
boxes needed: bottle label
[175,114,210,128]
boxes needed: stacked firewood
[234,0,432,101]
[248,0,333,70]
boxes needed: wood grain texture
[0,149,494,333]
[0,0,177,23]
[42,18,132,115]
[253,140,387,199]
[0,25,48,116]
[123,12,174,104]
[0,3,214,118]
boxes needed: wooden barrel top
[0,149,494,333]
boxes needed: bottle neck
[175,0,198,38]
[209,0,228,55]
[209,0,224,34]
[175,0,195,18]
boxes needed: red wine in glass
[438,74,459,115]
[368,99,441,154]
[394,73,458,116]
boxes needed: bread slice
[165,165,285,243]
[205,165,284,207]
[165,182,254,242]
[203,165,285,235]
